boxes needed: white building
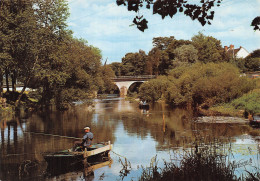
[224,45,250,59]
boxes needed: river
[0,98,259,180]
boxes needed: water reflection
[0,99,259,180]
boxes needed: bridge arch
[114,81,144,97]
[112,76,156,97]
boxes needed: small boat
[139,101,149,109]
[250,116,260,127]
[44,141,113,169]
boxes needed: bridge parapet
[112,75,156,81]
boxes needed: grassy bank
[209,88,260,118]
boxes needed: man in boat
[73,127,94,151]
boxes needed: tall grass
[118,139,260,181]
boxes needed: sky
[67,0,260,64]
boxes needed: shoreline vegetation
[117,136,260,181]
[135,145,260,181]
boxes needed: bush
[165,62,255,107]
[139,76,169,102]
[231,89,260,114]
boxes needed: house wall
[236,48,249,58]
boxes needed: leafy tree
[173,44,198,66]
[166,62,254,107]
[116,0,223,32]
[99,65,117,94]
[191,32,226,63]
[139,62,255,107]
[251,16,260,31]
[248,49,260,58]
[244,49,260,72]
[244,58,260,72]
[147,47,163,75]
[139,76,168,102]
[121,50,148,76]
[110,62,122,76]
[147,37,191,75]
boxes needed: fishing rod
[22,131,82,140]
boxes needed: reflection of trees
[0,103,117,180]
[119,102,254,150]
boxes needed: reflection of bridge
[111,75,156,97]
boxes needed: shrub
[231,89,260,114]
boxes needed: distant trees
[244,49,260,72]
[120,50,148,76]
[173,44,198,67]
[115,33,233,76]
[191,32,227,63]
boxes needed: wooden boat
[44,141,113,168]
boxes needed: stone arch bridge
[111,75,156,97]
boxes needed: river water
[0,98,259,180]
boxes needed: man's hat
[84,127,90,130]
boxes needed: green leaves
[231,89,260,114]
[139,62,255,107]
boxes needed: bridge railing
[112,75,157,79]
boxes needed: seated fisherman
[73,127,94,151]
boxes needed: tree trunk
[0,71,3,97]
[15,56,38,109]
[5,69,9,92]
[15,77,30,108]
[11,70,17,92]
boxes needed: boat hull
[44,142,112,169]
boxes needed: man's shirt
[83,132,94,146]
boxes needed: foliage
[110,62,122,76]
[192,32,227,63]
[145,37,192,75]
[251,16,260,31]
[244,49,260,72]
[244,58,260,72]
[98,65,117,94]
[173,44,198,67]
[139,76,168,102]
[120,50,148,76]
[139,62,255,107]
[231,89,260,114]
[168,63,254,107]
[116,0,223,32]
[138,147,237,181]
[0,0,107,110]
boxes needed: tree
[99,65,117,94]
[121,50,148,76]
[139,76,168,102]
[0,0,41,99]
[191,32,226,63]
[146,37,191,75]
[244,49,260,72]
[251,16,260,31]
[174,44,198,64]
[110,62,122,76]
[116,0,258,32]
